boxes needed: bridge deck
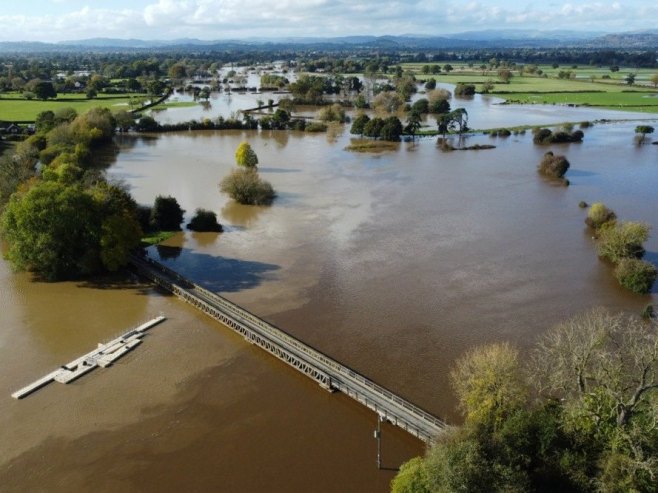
[130,255,447,443]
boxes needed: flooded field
[1,90,657,491]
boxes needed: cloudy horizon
[2,1,658,43]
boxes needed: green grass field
[403,62,658,113]
[0,93,141,121]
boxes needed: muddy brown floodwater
[1,113,657,492]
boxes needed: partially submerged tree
[150,195,185,231]
[187,208,223,232]
[537,151,570,179]
[585,202,616,230]
[597,221,650,263]
[235,141,259,169]
[220,168,275,206]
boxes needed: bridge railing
[131,255,447,432]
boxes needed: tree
[317,103,346,123]
[363,117,384,138]
[424,78,436,90]
[235,142,259,169]
[443,64,453,73]
[372,91,404,114]
[350,114,370,136]
[1,182,96,279]
[480,80,495,94]
[614,258,657,294]
[497,68,513,83]
[651,74,658,88]
[114,110,135,132]
[219,169,275,205]
[150,195,185,231]
[625,73,636,86]
[390,457,430,493]
[454,83,475,97]
[585,202,616,229]
[187,208,223,232]
[451,343,526,430]
[0,180,138,279]
[35,110,56,133]
[405,111,422,140]
[33,81,57,100]
[379,116,403,141]
[537,151,570,179]
[597,221,650,263]
[532,308,658,428]
[635,125,655,137]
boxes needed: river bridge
[130,254,448,443]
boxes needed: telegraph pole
[374,414,382,469]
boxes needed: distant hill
[588,31,658,49]
[0,29,657,53]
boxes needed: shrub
[187,208,223,232]
[614,258,657,294]
[150,196,185,231]
[498,128,511,137]
[219,169,275,205]
[597,221,650,263]
[411,98,429,114]
[350,114,370,135]
[305,122,327,132]
[532,128,584,144]
[317,103,346,123]
[538,151,570,178]
[235,141,258,168]
[454,83,476,97]
[635,125,655,135]
[586,202,617,229]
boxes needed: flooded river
[1,96,657,492]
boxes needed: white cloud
[0,0,657,41]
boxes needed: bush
[305,122,327,132]
[350,114,370,135]
[586,202,616,229]
[219,169,275,205]
[411,98,429,114]
[150,195,185,231]
[597,221,650,263]
[454,83,476,97]
[635,125,654,135]
[187,208,223,232]
[533,128,584,144]
[614,258,657,294]
[235,141,258,168]
[317,103,346,123]
[538,151,570,178]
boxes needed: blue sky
[3,1,658,42]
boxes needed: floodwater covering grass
[140,231,178,246]
[0,92,142,121]
[150,101,200,110]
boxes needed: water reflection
[190,231,221,248]
[156,244,184,261]
[150,248,280,293]
[221,201,267,228]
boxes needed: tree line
[392,308,658,493]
